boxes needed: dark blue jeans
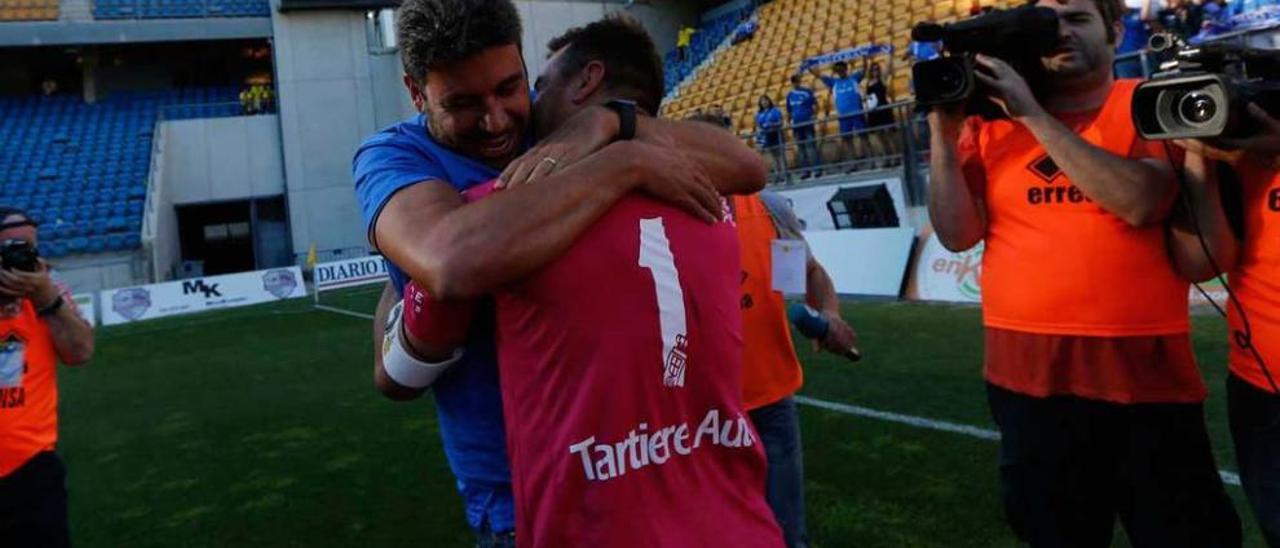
[0,452,70,548]
[988,383,1240,548]
[792,126,820,171]
[1228,373,1280,547]
[749,396,809,548]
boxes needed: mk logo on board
[1026,154,1092,206]
[182,280,222,298]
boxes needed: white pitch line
[794,395,1243,487]
[314,305,375,320]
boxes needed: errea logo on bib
[1269,188,1279,212]
[568,408,755,482]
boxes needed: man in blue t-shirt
[786,74,821,178]
[1114,1,1155,78]
[353,2,768,545]
[810,60,868,168]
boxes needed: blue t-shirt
[352,113,515,534]
[1118,8,1151,55]
[821,74,864,116]
[786,87,817,125]
[755,107,783,147]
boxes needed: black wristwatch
[604,99,638,141]
[37,295,64,317]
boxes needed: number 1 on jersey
[638,218,689,388]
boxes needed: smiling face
[405,44,531,169]
[1036,0,1121,82]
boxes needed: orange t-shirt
[960,79,1189,337]
[733,194,805,410]
[1228,159,1280,392]
[958,79,1203,403]
[0,299,60,477]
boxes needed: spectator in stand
[863,62,898,165]
[732,13,758,46]
[786,74,821,179]
[810,60,879,169]
[677,25,696,62]
[1157,0,1200,39]
[755,94,788,185]
[1115,0,1156,78]
[710,104,732,128]
[39,80,57,97]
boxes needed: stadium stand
[93,0,269,20]
[663,0,1013,136]
[0,87,240,258]
[663,6,753,96]
[0,0,60,21]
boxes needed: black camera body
[1133,36,1280,140]
[911,5,1061,119]
[0,240,39,273]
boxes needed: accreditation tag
[771,239,807,294]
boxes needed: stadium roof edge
[0,17,272,47]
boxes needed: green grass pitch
[56,288,1264,546]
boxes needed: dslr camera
[1132,34,1280,140]
[0,240,39,273]
[911,5,1061,119]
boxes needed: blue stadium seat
[124,233,141,249]
[67,237,88,254]
[106,234,125,251]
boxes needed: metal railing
[158,99,277,122]
[741,101,930,203]
[1112,24,1280,79]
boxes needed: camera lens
[1178,92,1218,125]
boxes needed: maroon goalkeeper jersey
[469,181,781,548]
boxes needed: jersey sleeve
[352,136,448,251]
[820,75,836,88]
[759,191,806,240]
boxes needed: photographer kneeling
[1168,104,1280,546]
[0,206,95,548]
[925,0,1241,546]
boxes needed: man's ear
[404,75,426,113]
[571,61,608,105]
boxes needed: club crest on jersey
[664,334,689,388]
[0,332,27,389]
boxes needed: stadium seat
[0,87,241,254]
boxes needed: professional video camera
[911,5,1060,119]
[0,240,39,273]
[1133,34,1280,140]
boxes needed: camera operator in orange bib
[925,0,1241,545]
[1167,105,1280,546]
[0,206,95,548]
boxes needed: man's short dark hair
[546,14,664,115]
[1032,0,1124,44]
[395,0,523,84]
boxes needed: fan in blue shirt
[810,60,869,166]
[811,61,865,134]
[755,94,788,183]
[786,74,821,175]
